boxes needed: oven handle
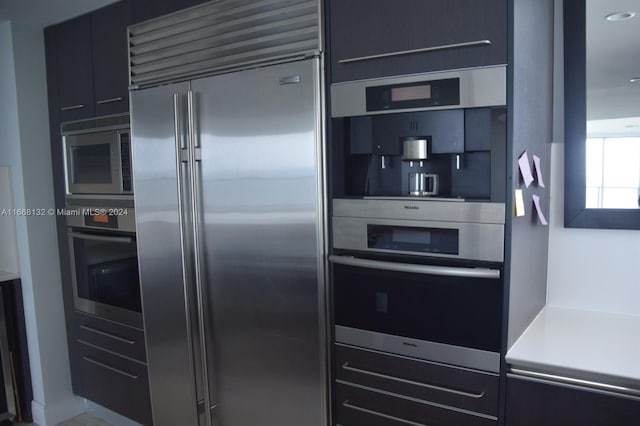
[69,232,134,244]
[329,255,500,279]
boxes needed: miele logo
[404,205,419,210]
[402,341,418,348]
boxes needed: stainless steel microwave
[62,114,132,196]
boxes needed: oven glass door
[69,230,142,328]
[332,256,503,353]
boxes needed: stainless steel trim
[338,40,492,64]
[0,293,16,418]
[60,113,129,135]
[509,369,640,399]
[187,88,214,426]
[331,65,507,117]
[342,362,486,399]
[61,104,84,111]
[342,400,430,426]
[333,198,505,224]
[79,325,136,344]
[332,216,504,263]
[335,326,500,373]
[82,356,139,379]
[68,231,134,244]
[314,56,330,426]
[97,97,125,104]
[128,0,320,87]
[329,255,500,279]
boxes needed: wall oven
[331,198,505,373]
[66,200,141,328]
[62,114,132,196]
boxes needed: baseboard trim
[31,396,85,426]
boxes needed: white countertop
[0,270,19,282]
[506,305,640,389]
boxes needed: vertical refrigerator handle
[187,89,215,426]
[173,92,202,423]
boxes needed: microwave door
[65,130,124,194]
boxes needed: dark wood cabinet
[55,14,95,122]
[131,0,209,23]
[51,0,131,122]
[327,0,508,83]
[333,344,500,426]
[506,375,640,426]
[92,0,131,116]
[73,340,152,425]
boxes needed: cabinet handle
[97,97,125,104]
[82,356,139,379]
[342,362,485,399]
[343,400,431,426]
[79,325,136,345]
[329,255,500,279]
[60,104,84,111]
[509,369,640,398]
[338,40,493,64]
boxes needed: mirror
[564,0,640,229]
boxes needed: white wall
[546,0,640,317]
[0,20,85,425]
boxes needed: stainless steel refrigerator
[130,57,327,425]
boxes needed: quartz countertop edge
[0,270,19,282]
[505,305,640,390]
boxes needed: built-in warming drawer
[75,311,146,362]
[74,342,152,425]
[335,343,500,416]
[335,381,497,426]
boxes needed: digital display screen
[93,214,109,224]
[391,84,432,102]
[392,229,431,245]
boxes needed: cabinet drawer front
[329,0,507,83]
[75,343,152,425]
[506,375,640,426]
[75,312,146,362]
[336,344,499,416]
[336,382,496,426]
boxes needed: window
[586,137,640,208]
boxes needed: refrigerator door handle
[187,89,214,426]
[174,92,203,423]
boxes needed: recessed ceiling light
[631,78,640,83]
[605,11,636,21]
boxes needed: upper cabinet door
[92,0,131,116]
[55,14,95,122]
[328,0,508,83]
[131,0,209,23]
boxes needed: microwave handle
[69,232,134,244]
[329,255,500,279]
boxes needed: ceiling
[0,0,117,27]
[586,0,640,129]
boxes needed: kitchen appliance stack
[328,66,509,425]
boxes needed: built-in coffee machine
[330,66,507,202]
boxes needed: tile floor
[16,412,110,426]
